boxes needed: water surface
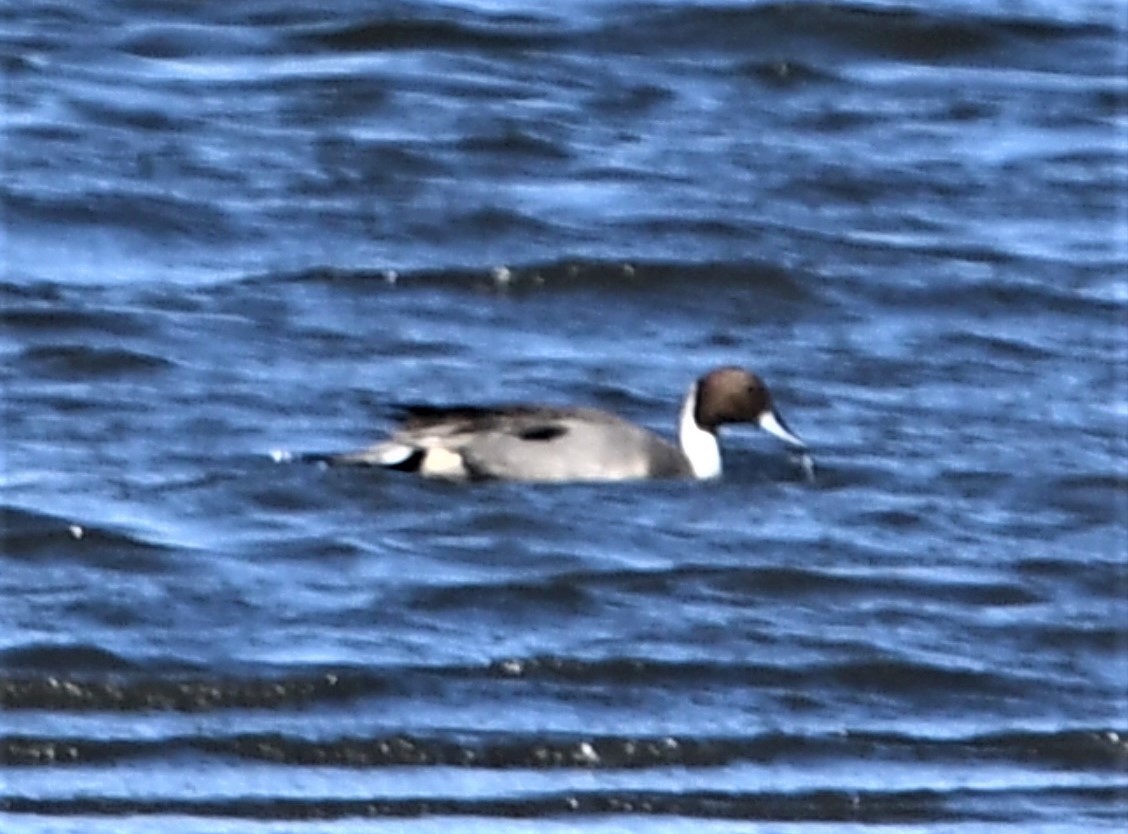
[2,0,1126,830]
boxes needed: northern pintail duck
[327,366,809,482]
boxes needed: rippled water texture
[2,0,1126,830]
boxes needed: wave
[267,1,1114,70]
[4,726,1124,770]
[16,344,175,377]
[0,506,173,568]
[598,1,1114,64]
[0,784,1122,823]
[0,650,1038,712]
[274,257,813,302]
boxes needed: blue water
[2,0,1126,830]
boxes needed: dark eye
[519,425,567,442]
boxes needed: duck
[324,366,809,482]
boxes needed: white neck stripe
[679,383,722,479]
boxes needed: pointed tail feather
[271,443,424,470]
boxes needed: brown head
[693,366,805,447]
